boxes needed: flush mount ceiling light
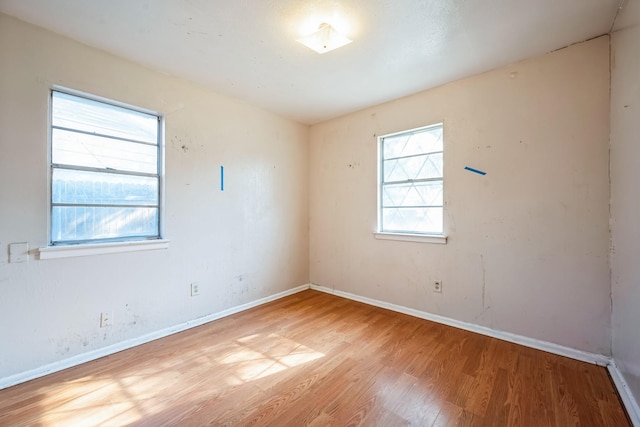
[296,22,352,54]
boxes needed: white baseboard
[310,284,610,366]
[3,282,638,425]
[310,284,640,424]
[608,361,640,426]
[0,284,310,391]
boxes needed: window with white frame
[50,89,163,245]
[378,124,444,235]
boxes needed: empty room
[0,0,639,425]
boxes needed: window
[49,89,163,245]
[378,124,444,236]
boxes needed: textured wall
[611,1,640,410]
[310,36,611,354]
[0,13,309,380]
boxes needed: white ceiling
[0,0,624,124]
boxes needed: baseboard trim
[309,284,610,365]
[608,361,640,426]
[0,284,310,390]
[4,283,638,425]
[310,284,640,423]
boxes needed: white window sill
[38,239,170,260]
[374,232,447,244]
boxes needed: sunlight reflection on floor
[41,380,144,425]
[32,332,324,425]
[219,333,325,383]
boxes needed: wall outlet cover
[100,312,112,328]
[434,281,442,293]
[191,283,200,296]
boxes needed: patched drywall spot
[171,135,192,153]
[474,305,493,323]
[232,274,251,298]
[56,339,71,356]
[119,304,144,331]
[56,331,101,356]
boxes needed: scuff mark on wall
[171,135,192,153]
[231,274,251,299]
[473,305,492,323]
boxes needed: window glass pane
[383,152,443,182]
[383,127,442,159]
[52,206,158,243]
[382,181,443,207]
[52,128,157,174]
[52,91,157,144]
[379,124,444,235]
[53,169,158,206]
[382,207,443,234]
[50,90,163,245]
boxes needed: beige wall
[0,9,624,395]
[310,36,611,354]
[0,13,309,379]
[611,0,640,408]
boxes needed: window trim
[373,232,447,244]
[45,86,166,248]
[38,239,170,260]
[376,123,446,242]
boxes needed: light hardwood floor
[0,290,631,426]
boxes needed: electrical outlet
[191,282,200,297]
[100,312,112,328]
[433,281,442,293]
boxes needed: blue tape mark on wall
[220,166,224,191]
[464,166,487,175]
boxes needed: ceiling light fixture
[296,23,352,54]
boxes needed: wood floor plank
[0,290,631,426]
[386,381,443,426]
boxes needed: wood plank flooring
[0,290,630,426]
